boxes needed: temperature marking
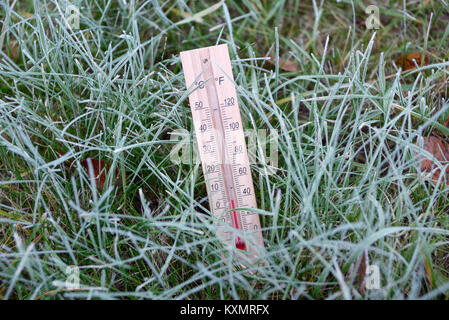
[180,44,264,261]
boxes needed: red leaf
[80,158,121,191]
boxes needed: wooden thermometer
[180,44,264,261]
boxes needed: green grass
[0,0,449,299]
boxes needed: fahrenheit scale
[180,44,264,261]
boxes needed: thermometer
[180,44,264,260]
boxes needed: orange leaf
[395,51,429,71]
[415,136,449,184]
[80,158,121,191]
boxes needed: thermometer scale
[180,44,264,260]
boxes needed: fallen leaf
[415,135,449,184]
[444,114,449,127]
[21,12,33,18]
[396,51,429,71]
[346,250,368,294]
[6,40,19,62]
[423,253,434,289]
[268,55,299,73]
[80,157,122,191]
[172,8,203,23]
[175,1,222,26]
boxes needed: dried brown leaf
[7,40,19,62]
[346,250,368,295]
[415,135,449,184]
[268,55,299,73]
[396,51,429,71]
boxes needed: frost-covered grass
[1,0,449,299]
